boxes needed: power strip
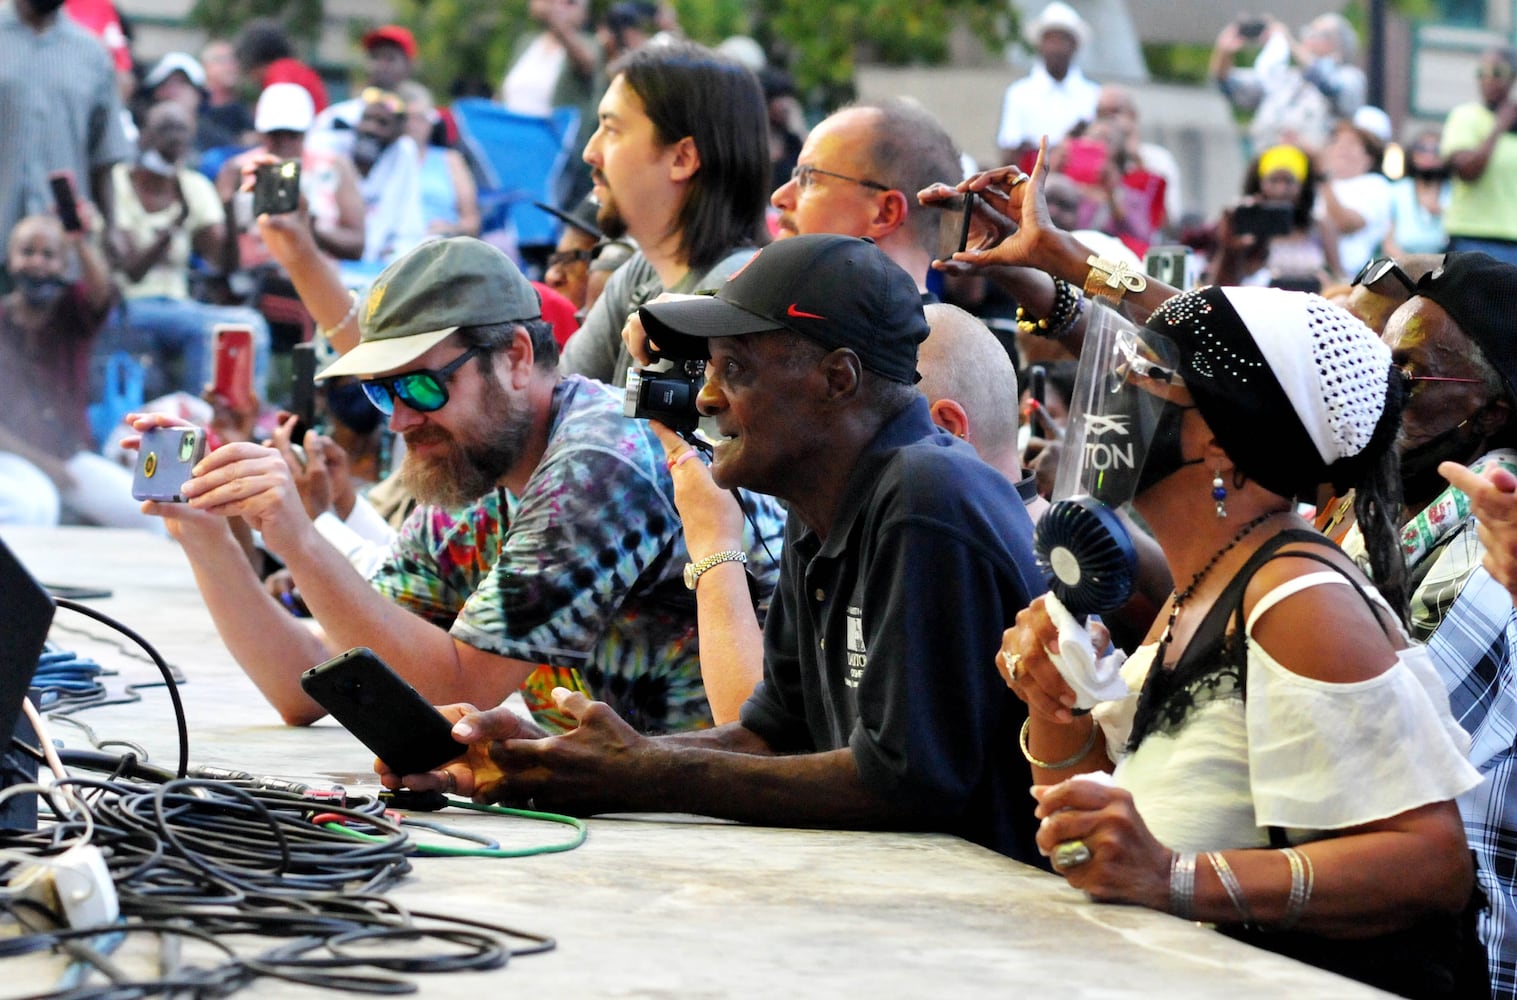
[8,844,118,928]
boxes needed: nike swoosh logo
[787,303,826,320]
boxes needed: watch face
[683,562,698,590]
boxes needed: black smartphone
[1025,364,1051,438]
[1269,274,1323,293]
[933,192,976,262]
[48,171,83,233]
[132,426,207,503]
[300,647,464,776]
[1236,16,1267,39]
[252,160,301,217]
[288,343,319,446]
[1232,201,1294,240]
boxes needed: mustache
[403,426,453,447]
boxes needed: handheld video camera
[624,357,706,434]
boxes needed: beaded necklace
[1156,508,1289,654]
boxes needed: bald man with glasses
[769,99,963,296]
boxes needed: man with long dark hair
[558,41,769,387]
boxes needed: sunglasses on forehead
[360,345,484,415]
[1351,257,1417,295]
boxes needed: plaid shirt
[1424,520,1517,998]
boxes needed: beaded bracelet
[318,290,362,342]
[1169,851,1197,920]
[1018,716,1098,770]
[1015,277,1081,337]
[1280,847,1315,929]
[1049,288,1086,339]
[1206,851,1255,924]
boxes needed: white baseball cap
[254,83,315,134]
[144,52,206,91]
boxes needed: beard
[595,189,628,241]
[401,369,533,510]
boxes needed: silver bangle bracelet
[1207,851,1255,925]
[1169,851,1197,920]
[1280,847,1315,929]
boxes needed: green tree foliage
[388,0,529,95]
[753,0,1009,105]
[188,0,323,49]
[380,0,1006,110]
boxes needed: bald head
[1345,253,1443,335]
[919,304,1020,477]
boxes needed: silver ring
[1053,839,1092,870]
[442,771,457,795]
[1005,652,1023,681]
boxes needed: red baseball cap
[362,25,417,61]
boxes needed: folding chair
[451,99,580,251]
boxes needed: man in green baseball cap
[140,233,785,734]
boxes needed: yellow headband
[1258,145,1310,183]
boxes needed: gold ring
[1053,839,1091,870]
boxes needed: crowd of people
[11,0,1517,996]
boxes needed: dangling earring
[1212,472,1228,519]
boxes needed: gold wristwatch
[683,550,748,590]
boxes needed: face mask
[15,273,67,309]
[1400,413,1484,497]
[325,379,384,435]
[1133,400,1201,497]
[1081,387,1200,506]
[138,147,178,178]
[350,133,387,171]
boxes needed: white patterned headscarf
[1143,285,1397,496]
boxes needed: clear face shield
[1034,303,1191,615]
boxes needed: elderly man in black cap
[1324,251,1517,999]
[384,235,1047,863]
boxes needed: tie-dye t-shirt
[369,375,785,733]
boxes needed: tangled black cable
[50,599,189,779]
[0,772,555,998]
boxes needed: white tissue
[1043,592,1130,709]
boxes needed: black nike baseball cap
[638,234,928,384]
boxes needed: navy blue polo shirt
[741,396,1046,863]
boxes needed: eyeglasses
[360,346,483,415]
[1352,257,1417,296]
[789,163,889,192]
[1110,336,1184,391]
[360,87,406,114]
[1397,363,1485,396]
[546,248,593,270]
[1479,65,1515,81]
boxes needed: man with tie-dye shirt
[138,236,782,732]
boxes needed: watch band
[1084,254,1148,304]
[684,550,748,590]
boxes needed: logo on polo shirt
[845,605,867,687]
